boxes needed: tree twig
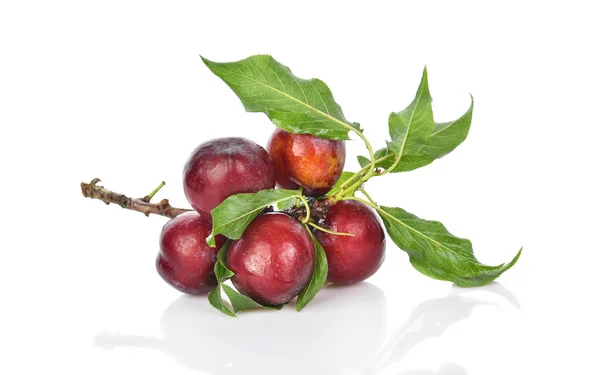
[80,178,192,219]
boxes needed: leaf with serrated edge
[296,229,328,311]
[208,286,236,317]
[378,206,521,287]
[421,95,474,158]
[202,55,359,140]
[358,149,435,173]
[387,67,434,155]
[359,70,474,173]
[207,189,300,247]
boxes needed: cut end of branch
[80,178,192,219]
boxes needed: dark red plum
[315,200,385,284]
[226,213,315,305]
[267,128,345,197]
[156,211,226,294]
[184,137,275,214]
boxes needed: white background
[1,1,598,374]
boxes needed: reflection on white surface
[400,362,467,375]
[96,283,386,374]
[95,282,517,374]
[363,283,518,374]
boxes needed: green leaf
[222,284,267,313]
[276,197,297,210]
[378,206,521,287]
[214,241,234,282]
[325,171,356,197]
[201,55,359,140]
[387,67,434,155]
[421,94,474,158]
[357,155,370,168]
[358,148,435,173]
[207,189,300,247]
[359,69,474,173]
[208,286,236,317]
[296,229,328,311]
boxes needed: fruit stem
[295,187,304,207]
[340,165,370,190]
[358,187,377,206]
[333,153,394,201]
[351,128,376,176]
[341,196,376,207]
[80,178,193,218]
[143,181,166,202]
[338,177,366,200]
[340,196,391,222]
[308,222,355,237]
[297,195,311,224]
[376,153,401,177]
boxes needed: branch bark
[80,178,192,219]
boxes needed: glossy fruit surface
[226,212,315,305]
[183,137,275,214]
[156,211,226,294]
[267,128,345,196]
[315,200,385,284]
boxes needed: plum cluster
[81,56,522,310]
[157,130,386,306]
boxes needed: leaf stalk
[308,222,355,237]
[297,195,311,224]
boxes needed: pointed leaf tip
[208,286,236,317]
[295,229,328,311]
[222,284,267,313]
[200,55,210,65]
[379,206,522,287]
[206,233,216,247]
[372,70,474,174]
[201,54,357,140]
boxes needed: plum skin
[267,128,345,197]
[184,137,275,214]
[226,212,315,305]
[315,200,386,284]
[156,211,226,295]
